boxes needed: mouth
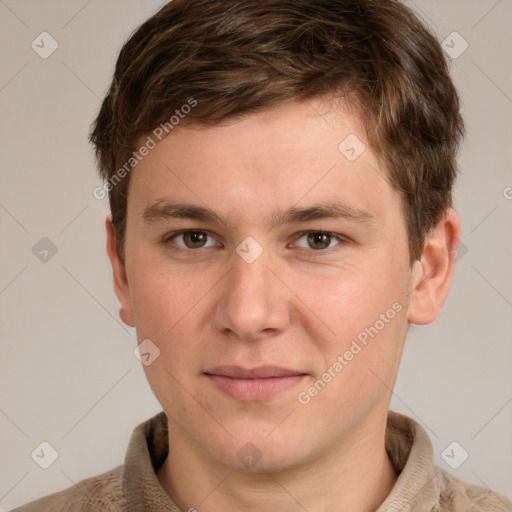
[204,365,308,401]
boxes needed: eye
[168,230,218,250]
[294,231,344,251]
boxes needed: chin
[206,428,310,474]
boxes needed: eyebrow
[142,200,376,230]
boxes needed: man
[13,0,512,510]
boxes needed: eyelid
[163,229,349,252]
[165,229,220,249]
[291,231,348,251]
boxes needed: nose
[213,248,290,342]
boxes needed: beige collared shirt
[12,410,512,511]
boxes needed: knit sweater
[11,410,512,511]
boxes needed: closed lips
[204,366,308,401]
[204,365,306,378]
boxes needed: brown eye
[182,231,208,248]
[306,232,332,250]
[167,231,214,249]
[293,231,345,252]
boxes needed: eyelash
[163,230,348,254]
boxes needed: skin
[106,98,460,511]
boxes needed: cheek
[292,259,410,411]
[127,257,218,371]
[130,275,174,336]
[130,266,204,405]
[129,261,199,337]
[296,289,408,417]
[292,259,405,344]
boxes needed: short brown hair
[90,0,464,264]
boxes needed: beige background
[1,0,511,509]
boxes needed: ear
[407,208,461,325]
[105,217,135,327]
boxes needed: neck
[157,412,397,512]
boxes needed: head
[91,0,463,473]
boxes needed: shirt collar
[122,411,179,510]
[122,410,441,511]
[378,410,441,511]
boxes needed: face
[111,98,424,472]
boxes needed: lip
[204,365,307,401]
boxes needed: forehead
[152,98,366,168]
[127,98,400,226]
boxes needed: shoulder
[437,468,512,512]
[10,465,127,512]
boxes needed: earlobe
[105,217,135,327]
[407,208,460,325]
